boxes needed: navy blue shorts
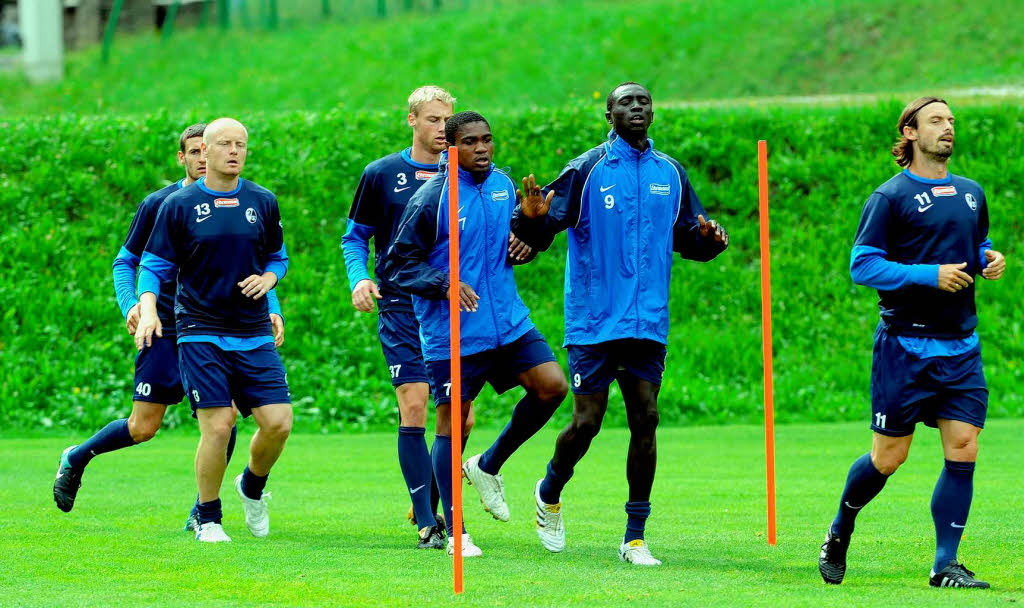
[567,339,667,395]
[179,342,291,418]
[870,327,987,437]
[378,309,429,387]
[426,327,557,405]
[133,335,185,405]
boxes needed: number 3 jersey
[342,148,439,313]
[851,169,992,339]
[139,177,289,339]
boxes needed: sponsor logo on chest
[649,183,671,196]
[415,170,436,181]
[931,185,957,197]
[491,190,509,202]
[214,198,239,208]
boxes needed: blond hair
[407,85,456,115]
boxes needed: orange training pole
[758,140,777,546]
[447,146,464,592]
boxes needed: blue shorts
[870,327,987,437]
[426,327,557,405]
[133,335,185,405]
[179,342,291,418]
[567,339,667,394]
[378,309,429,387]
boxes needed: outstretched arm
[511,165,584,255]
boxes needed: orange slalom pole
[758,140,777,546]
[447,146,464,593]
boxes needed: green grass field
[3,420,1022,606]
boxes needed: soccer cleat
[446,533,483,558]
[929,561,990,589]
[462,454,509,522]
[195,522,231,543]
[184,504,200,533]
[417,525,446,550]
[534,479,565,552]
[234,474,271,538]
[618,539,662,566]
[818,528,849,585]
[53,445,84,513]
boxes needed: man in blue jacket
[513,82,729,566]
[385,111,568,558]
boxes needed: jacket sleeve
[671,164,728,262]
[383,185,449,299]
[510,161,584,253]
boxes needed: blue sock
[624,501,651,543]
[431,433,469,517]
[539,460,571,504]
[831,452,889,538]
[225,424,238,466]
[196,499,222,525]
[431,435,466,537]
[68,418,136,470]
[241,465,268,500]
[932,459,975,572]
[478,393,560,475]
[399,426,436,528]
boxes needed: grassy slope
[2,421,1023,606]
[1,0,1022,116]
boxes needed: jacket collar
[604,129,655,163]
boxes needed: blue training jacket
[383,161,534,362]
[513,132,727,346]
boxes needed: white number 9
[604,194,615,209]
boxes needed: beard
[921,139,953,162]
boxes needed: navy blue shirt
[112,180,183,332]
[139,177,288,338]
[342,148,439,312]
[851,169,990,339]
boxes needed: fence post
[162,0,182,41]
[217,0,230,30]
[267,0,278,29]
[100,0,124,64]
[322,0,331,17]
[377,0,387,17]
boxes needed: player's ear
[407,112,416,128]
[605,110,613,125]
[902,124,918,141]
[177,150,185,166]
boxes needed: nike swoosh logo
[197,215,212,222]
[950,522,966,528]
[394,187,410,193]
[918,204,934,212]
[409,484,426,494]
[56,471,64,479]
[844,501,864,510]
[599,184,615,192]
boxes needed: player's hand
[352,279,382,312]
[125,302,141,335]
[517,174,554,219]
[133,312,162,351]
[459,282,480,312]
[982,250,1005,280]
[697,215,729,246]
[238,272,277,300]
[508,233,533,261]
[270,313,285,347]
[937,262,973,292]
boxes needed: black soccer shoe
[408,506,445,531]
[53,446,84,513]
[929,561,990,589]
[818,528,849,585]
[417,525,446,550]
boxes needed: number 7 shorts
[870,325,987,437]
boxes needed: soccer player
[135,117,293,543]
[512,82,729,565]
[385,111,568,557]
[818,97,1004,589]
[52,123,285,518]
[341,86,463,550]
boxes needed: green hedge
[2,102,1022,431]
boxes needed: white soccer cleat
[446,533,483,558]
[618,540,662,566]
[462,454,509,522]
[195,522,231,543]
[534,479,565,552]
[234,474,271,538]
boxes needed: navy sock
[539,460,571,504]
[478,393,559,475]
[68,418,136,470]
[430,433,468,517]
[196,499,222,525]
[225,424,238,466]
[432,435,467,536]
[624,501,651,543]
[831,452,889,538]
[241,465,268,500]
[398,426,436,528]
[932,459,975,572]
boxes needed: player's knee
[946,434,978,460]
[628,406,659,434]
[128,420,159,443]
[572,414,602,440]
[262,415,292,440]
[871,450,907,475]
[536,375,569,405]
